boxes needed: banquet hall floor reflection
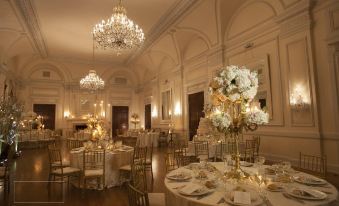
[1,145,338,206]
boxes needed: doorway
[112,106,129,137]
[33,104,56,130]
[188,91,204,140]
[145,104,151,130]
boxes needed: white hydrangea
[209,65,258,102]
[246,110,269,125]
[210,112,231,131]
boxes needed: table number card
[234,191,251,205]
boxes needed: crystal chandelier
[93,0,145,54]
[80,70,105,91]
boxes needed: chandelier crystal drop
[80,70,105,91]
[93,0,145,54]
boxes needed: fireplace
[74,124,88,131]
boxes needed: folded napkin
[180,183,203,194]
[234,191,251,205]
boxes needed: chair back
[127,182,149,206]
[131,162,147,192]
[252,136,260,155]
[194,141,209,160]
[165,153,177,172]
[83,149,105,171]
[244,140,256,163]
[215,142,232,161]
[176,155,192,167]
[67,138,83,150]
[48,147,62,166]
[133,146,147,164]
[299,152,327,178]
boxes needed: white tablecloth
[70,146,133,188]
[165,162,338,206]
[137,132,160,147]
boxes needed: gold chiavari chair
[119,147,148,184]
[129,162,165,206]
[165,153,177,172]
[299,152,327,178]
[215,142,231,162]
[82,149,105,190]
[127,182,150,206]
[242,140,256,163]
[131,161,147,192]
[252,136,260,158]
[144,143,154,181]
[127,182,166,206]
[48,147,81,189]
[194,141,209,161]
[67,138,83,150]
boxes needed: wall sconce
[290,84,310,111]
[151,106,158,118]
[64,111,70,119]
[174,102,181,116]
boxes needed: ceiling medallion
[80,70,105,91]
[93,0,145,55]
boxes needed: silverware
[319,190,333,194]
[282,192,304,204]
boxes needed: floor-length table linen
[70,146,133,188]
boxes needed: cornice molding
[125,0,199,65]
[13,0,48,58]
[274,0,313,38]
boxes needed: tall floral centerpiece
[208,65,269,180]
[86,115,107,142]
[130,113,140,129]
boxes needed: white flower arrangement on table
[208,65,269,133]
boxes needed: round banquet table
[165,162,338,206]
[70,146,133,188]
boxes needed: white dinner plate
[287,188,327,200]
[293,175,327,185]
[167,172,192,181]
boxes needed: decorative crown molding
[13,0,48,58]
[125,0,199,65]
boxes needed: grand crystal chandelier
[92,0,145,54]
[80,70,105,91]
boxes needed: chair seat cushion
[119,164,131,171]
[84,169,103,177]
[148,193,166,206]
[52,167,80,175]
